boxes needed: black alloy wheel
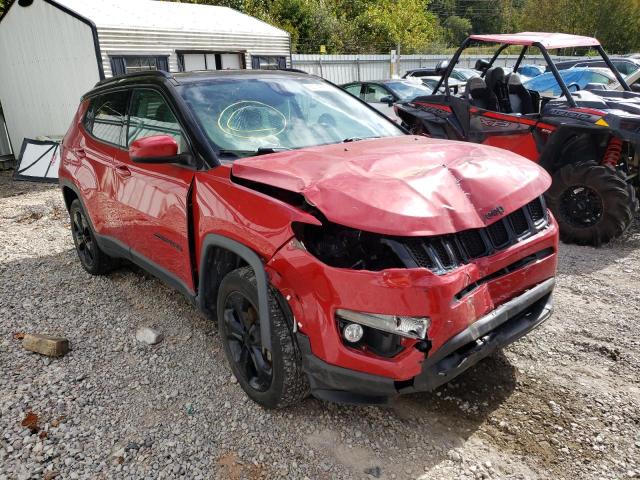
[68,199,118,275]
[216,267,309,408]
[558,185,604,228]
[71,208,97,269]
[222,291,273,392]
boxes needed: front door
[114,88,196,293]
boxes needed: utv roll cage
[435,32,631,107]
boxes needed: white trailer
[0,0,291,153]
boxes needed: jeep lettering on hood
[232,136,551,236]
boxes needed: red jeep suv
[59,70,558,407]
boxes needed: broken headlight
[293,222,408,271]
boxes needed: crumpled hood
[232,136,551,236]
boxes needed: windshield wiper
[342,136,380,143]
[217,147,291,159]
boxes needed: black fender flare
[538,124,608,173]
[196,234,272,352]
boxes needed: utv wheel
[69,199,118,275]
[217,266,309,408]
[546,161,638,246]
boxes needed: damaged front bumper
[297,278,554,405]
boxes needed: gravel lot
[1,171,639,480]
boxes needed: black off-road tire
[217,266,309,408]
[546,161,638,246]
[69,199,119,275]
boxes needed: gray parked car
[341,79,435,121]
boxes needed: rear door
[77,90,130,243]
[114,87,196,293]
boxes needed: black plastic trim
[197,234,272,352]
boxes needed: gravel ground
[1,171,639,480]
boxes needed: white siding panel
[97,28,290,77]
[0,0,100,150]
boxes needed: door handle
[115,165,131,177]
[74,147,86,156]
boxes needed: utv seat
[485,67,510,112]
[465,77,498,111]
[506,73,535,114]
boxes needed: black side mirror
[379,95,395,106]
[475,58,491,72]
[435,60,449,74]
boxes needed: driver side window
[127,89,186,153]
[363,84,390,103]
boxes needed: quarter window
[86,91,129,146]
[127,90,186,153]
[343,84,363,98]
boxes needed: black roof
[94,69,310,88]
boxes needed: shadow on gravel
[0,172,58,199]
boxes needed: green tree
[518,0,640,53]
[358,0,442,53]
[443,15,472,45]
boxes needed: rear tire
[217,266,309,408]
[545,161,638,246]
[69,199,119,275]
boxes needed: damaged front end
[265,196,558,405]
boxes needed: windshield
[385,81,434,100]
[180,76,403,158]
[523,69,615,97]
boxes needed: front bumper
[297,278,555,405]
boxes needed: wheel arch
[538,125,610,173]
[196,234,273,352]
[61,184,79,211]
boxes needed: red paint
[267,216,558,379]
[482,133,539,161]
[129,135,178,160]
[232,136,551,236]
[60,89,558,388]
[413,102,452,112]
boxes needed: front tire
[217,267,309,408]
[546,161,638,246]
[69,199,118,274]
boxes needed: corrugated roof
[54,0,289,38]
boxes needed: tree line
[1,0,639,54]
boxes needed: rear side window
[85,91,129,147]
[127,89,186,153]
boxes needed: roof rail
[94,70,174,88]
[278,68,309,74]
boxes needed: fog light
[336,309,430,340]
[342,323,364,343]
